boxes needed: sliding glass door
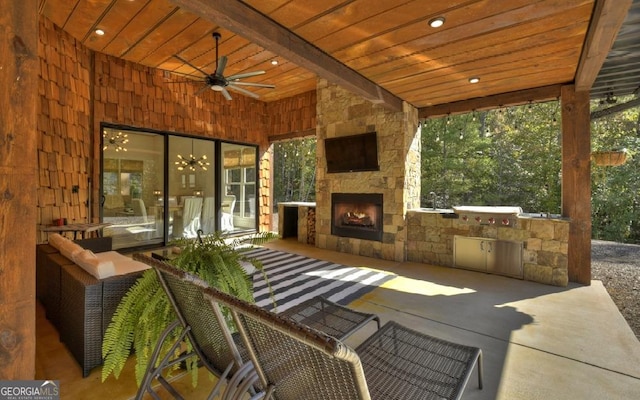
[168,136,215,240]
[101,125,258,250]
[221,143,257,232]
[101,128,165,249]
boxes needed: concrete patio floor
[263,239,640,400]
[36,238,640,399]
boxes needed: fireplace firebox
[331,193,383,241]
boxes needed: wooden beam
[575,0,632,92]
[591,96,640,120]
[418,84,562,119]
[0,0,38,379]
[169,0,403,112]
[561,85,592,285]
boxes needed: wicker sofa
[36,234,149,377]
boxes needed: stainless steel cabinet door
[453,236,486,272]
[486,239,523,278]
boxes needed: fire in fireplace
[331,193,383,241]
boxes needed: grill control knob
[502,218,510,226]
[488,217,495,224]
[475,216,482,223]
[462,215,468,221]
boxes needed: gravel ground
[591,240,640,340]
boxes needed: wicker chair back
[202,285,372,400]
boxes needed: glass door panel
[221,143,257,232]
[101,128,164,250]
[168,136,215,239]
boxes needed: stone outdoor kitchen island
[279,80,570,287]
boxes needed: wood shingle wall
[37,18,92,242]
[36,16,320,238]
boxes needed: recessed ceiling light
[95,29,105,36]
[428,17,445,28]
[271,59,279,65]
[469,77,480,84]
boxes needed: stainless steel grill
[452,206,522,228]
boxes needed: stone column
[315,79,419,262]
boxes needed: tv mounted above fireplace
[325,132,379,173]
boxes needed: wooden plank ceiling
[38,0,631,109]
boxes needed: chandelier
[103,130,129,152]
[176,141,210,171]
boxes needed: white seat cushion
[75,250,116,279]
[95,251,151,276]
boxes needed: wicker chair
[133,253,381,400]
[204,284,484,400]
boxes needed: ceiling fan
[174,32,275,100]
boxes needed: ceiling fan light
[211,85,224,91]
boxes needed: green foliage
[421,97,640,243]
[273,138,316,207]
[591,98,640,242]
[101,231,278,386]
[421,102,562,213]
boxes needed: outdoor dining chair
[132,253,381,400]
[203,282,484,400]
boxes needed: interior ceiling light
[95,29,105,36]
[175,140,210,171]
[103,130,128,152]
[271,59,279,65]
[429,17,445,28]
[469,77,480,84]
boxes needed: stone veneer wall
[406,211,570,286]
[315,80,420,262]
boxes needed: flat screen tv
[325,132,379,173]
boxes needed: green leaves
[420,97,640,243]
[101,231,277,386]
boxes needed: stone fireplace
[314,80,421,262]
[331,193,383,241]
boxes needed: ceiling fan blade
[164,69,206,81]
[227,85,260,99]
[162,80,192,84]
[173,54,210,77]
[216,56,227,76]
[230,81,275,89]
[221,88,232,100]
[226,70,266,80]
[195,84,210,96]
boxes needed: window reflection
[222,144,257,229]
[101,126,258,249]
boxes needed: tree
[273,138,316,208]
[591,98,640,242]
[421,97,640,244]
[421,102,562,213]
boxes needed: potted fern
[101,231,277,385]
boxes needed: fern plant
[101,231,278,386]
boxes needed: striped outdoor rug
[241,247,396,313]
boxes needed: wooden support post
[561,85,591,285]
[0,0,38,378]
